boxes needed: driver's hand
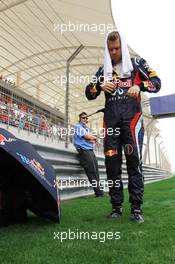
[101,82,115,93]
[127,85,140,97]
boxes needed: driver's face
[108,38,122,64]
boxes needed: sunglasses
[81,116,88,119]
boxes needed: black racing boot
[130,206,144,224]
[107,206,122,219]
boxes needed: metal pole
[65,45,84,148]
[154,133,159,168]
[161,147,166,170]
[65,61,70,148]
[158,141,163,168]
[143,119,155,164]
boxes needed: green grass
[1,177,175,264]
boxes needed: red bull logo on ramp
[0,134,16,145]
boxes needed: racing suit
[85,57,161,209]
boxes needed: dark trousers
[78,149,103,195]
[104,110,144,209]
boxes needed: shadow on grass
[0,211,57,234]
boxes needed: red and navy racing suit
[85,57,161,209]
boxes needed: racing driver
[85,31,161,224]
